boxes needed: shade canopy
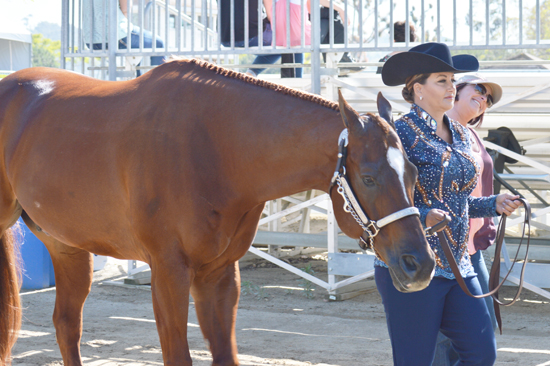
[0,20,32,72]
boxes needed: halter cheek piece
[329,129,420,250]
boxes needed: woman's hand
[426,209,450,232]
[496,194,523,216]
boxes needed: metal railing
[62,0,550,91]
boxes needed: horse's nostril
[400,254,419,278]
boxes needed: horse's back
[0,65,243,260]
[0,61,324,261]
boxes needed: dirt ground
[12,255,550,366]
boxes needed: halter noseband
[329,128,420,250]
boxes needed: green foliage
[32,34,61,68]
[299,263,315,299]
[33,22,61,42]
[525,0,550,59]
[241,280,268,300]
[447,0,550,62]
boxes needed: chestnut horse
[0,59,434,365]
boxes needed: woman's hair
[394,21,417,42]
[455,83,485,128]
[402,73,430,104]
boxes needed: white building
[0,20,32,73]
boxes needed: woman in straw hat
[376,43,521,365]
[433,74,503,365]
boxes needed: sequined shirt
[374,105,498,279]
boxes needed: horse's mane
[167,58,339,112]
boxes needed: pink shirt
[274,0,311,47]
[468,138,484,255]
[467,127,497,254]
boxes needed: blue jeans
[375,266,496,366]
[92,27,165,76]
[251,53,303,77]
[433,250,498,365]
[221,24,272,48]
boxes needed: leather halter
[329,129,420,250]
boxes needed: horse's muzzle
[388,250,435,293]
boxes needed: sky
[2,0,62,29]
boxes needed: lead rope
[433,197,531,334]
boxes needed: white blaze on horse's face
[386,146,409,204]
[33,80,55,96]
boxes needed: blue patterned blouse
[374,105,498,279]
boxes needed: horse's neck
[246,107,341,202]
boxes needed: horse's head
[330,91,435,292]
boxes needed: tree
[525,0,550,59]
[33,22,61,42]
[32,34,61,68]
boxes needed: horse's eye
[363,176,376,187]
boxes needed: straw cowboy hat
[455,74,503,105]
[381,42,479,86]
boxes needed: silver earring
[420,96,423,100]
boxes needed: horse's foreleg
[191,261,240,366]
[189,204,265,366]
[150,254,195,365]
[22,214,92,366]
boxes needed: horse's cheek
[329,190,363,239]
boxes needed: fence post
[310,0,321,95]
[61,0,69,69]
[109,0,118,80]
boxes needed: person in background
[280,0,364,78]
[83,0,165,76]
[376,20,417,74]
[317,2,364,75]
[217,0,282,77]
[246,0,312,77]
[378,42,522,365]
[251,0,360,78]
[219,0,271,48]
[432,74,503,366]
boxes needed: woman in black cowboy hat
[433,74,503,366]
[375,42,522,365]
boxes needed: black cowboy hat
[381,42,479,86]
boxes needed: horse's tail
[0,228,21,365]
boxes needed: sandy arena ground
[12,255,550,366]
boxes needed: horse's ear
[338,90,363,134]
[377,92,395,130]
